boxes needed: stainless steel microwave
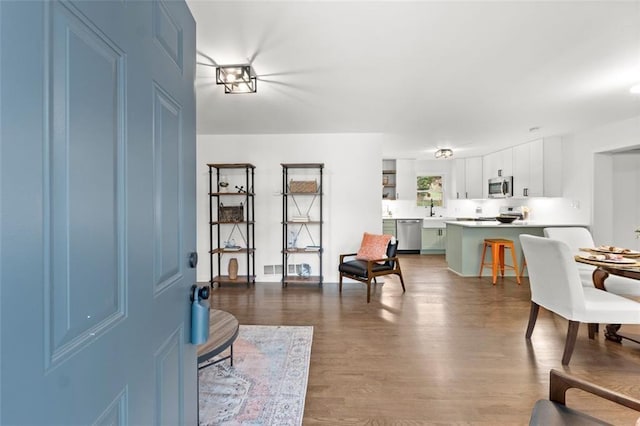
[488,176,513,198]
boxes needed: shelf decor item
[298,263,311,278]
[219,176,229,192]
[228,258,238,280]
[219,203,244,222]
[289,179,317,193]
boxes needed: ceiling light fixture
[630,83,640,94]
[216,65,257,94]
[434,148,453,159]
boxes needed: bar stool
[479,238,521,284]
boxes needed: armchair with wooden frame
[338,238,405,303]
[530,369,640,425]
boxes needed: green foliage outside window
[417,175,444,207]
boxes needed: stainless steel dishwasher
[396,219,422,253]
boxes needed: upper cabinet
[396,159,416,200]
[512,137,562,198]
[542,136,563,197]
[512,141,542,197]
[453,157,483,199]
[483,148,513,181]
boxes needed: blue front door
[0,1,197,424]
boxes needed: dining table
[575,254,640,343]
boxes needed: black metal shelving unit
[281,163,324,287]
[208,163,255,287]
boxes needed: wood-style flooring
[206,254,640,425]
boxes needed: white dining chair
[520,234,640,365]
[543,227,640,297]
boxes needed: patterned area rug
[199,325,313,426]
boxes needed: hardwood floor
[206,254,640,425]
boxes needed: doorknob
[188,252,198,268]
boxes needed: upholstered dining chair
[338,233,405,303]
[519,234,640,365]
[543,227,640,296]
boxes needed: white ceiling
[188,0,640,159]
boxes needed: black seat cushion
[339,259,393,278]
[529,400,613,426]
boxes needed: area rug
[199,325,313,426]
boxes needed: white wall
[564,115,640,246]
[197,133,383,283]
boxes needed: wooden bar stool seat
[479,238,521,285]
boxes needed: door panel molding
[45,0,127,369]
[153,1,183,73]
[152,83,184,296]
[92,387,128,426]
[154,326,184,426]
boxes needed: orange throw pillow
[356,233,393,262]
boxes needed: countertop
[383,216,453,220]
[446,220,588,228]
[383,217,423,220]
[383,217,588,229]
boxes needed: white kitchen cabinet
[512,137,562,198]
[513,140,543,197]
[395,159,415,200]
[421,227,446,252]
[482,152,496,192]
[453,157,483,199]
[453,158,466,199]
[465,157,483,199]
[512,143,530,197]
[542,136,562,197]
[499,148,513,177]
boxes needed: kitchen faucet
[429,199,435,217]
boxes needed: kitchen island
[446,221,587,278]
